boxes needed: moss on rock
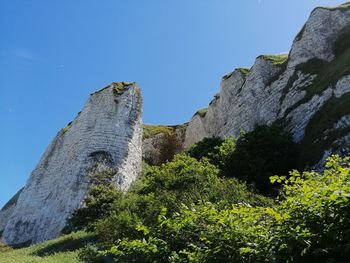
[195,108,208,118]
[318,2,350,11]
[112,82,134,96]
[236,68,250,75]
[61,122,73,134]
[258,54,288,66]
[143,125,174,139]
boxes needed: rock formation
[142,124,187,165]
[2,1,350,246]
[1,82,143,245]
[184,2,350,168]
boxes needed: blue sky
[0,0,345,207]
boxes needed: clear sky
[0,0,346,207]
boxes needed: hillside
[0,232,92,263]
[1,2,350,263]
[146,2,350,169]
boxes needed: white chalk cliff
[2,1,350,246]
[1,83,143,245]
[184,3,350,168]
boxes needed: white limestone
[1,83,143,245]
[288,7,350,68]
[184,3,350,166]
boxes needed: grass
[90,81,134,96]
[319,2,350,11]
[143,125,175,139]
[195,108,208,118]
[0,231,94,263]
[61,122,72,133]
[236,68,250,75]
[258,54,289,66]
[112,82,134,96]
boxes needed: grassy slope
[0,231,94,263]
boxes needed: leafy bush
[108,204,273,263]
[92,155,269,246]
[186,137,236,170]
[186,137,224,161]
[224,123,297,194]
[186,125,296,196]
[95,156,350,263]
[270,155,350,262]
[66,169,122,232]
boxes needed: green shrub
[103,156,350,263]
[108,204,272,263]
[186,137,224,161]
[66,169,122,232]
[224,123,297,195]
[77,154,270,261]
[270,155,350,262]
[143,125,174,139]
[186,137,237,169]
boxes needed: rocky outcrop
[184,2,350,167]
[0,188,23,236]
[1,82,143,245]
[143,124,187,165]
[2,1,350,246]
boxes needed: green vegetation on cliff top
[90,81,134,96]
[143,125,175,139]
[258,54,288,66]
[319,1,350,11]
[195,108,208,118]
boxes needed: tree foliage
[69,123,350,263]
[186,137,236,170]
[92,155,269,246]
[224,123,297,194]
[102,156,350,263]
[66,169,122,232]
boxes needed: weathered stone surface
[0,188,22,236]
[288,6,350,68]
[184,2,350,167]
[2,1,350,246]
[1,83,143,245]
[143,124,187,165]
[185,57,283,144]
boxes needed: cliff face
[1,83,143,245]
[2,1,350,246]
[184,3,350,167]
[142,124,187,165]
